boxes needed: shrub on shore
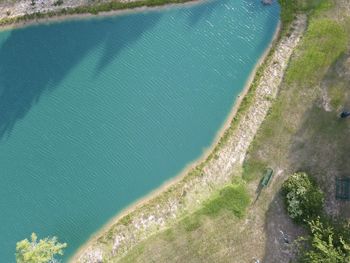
[282,173,350,262]
[282,172,324,223]
[300,218,350,263]
[16,233,67,263]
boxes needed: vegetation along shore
[69,0,310,262]
[7,0,350,262]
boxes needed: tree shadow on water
[94,12,162,73]
[185,0,229,26]
[0,12,162,140]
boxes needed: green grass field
[117,1,350,262]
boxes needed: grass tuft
[201,182,250,218]
[180,179,250,232]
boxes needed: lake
[0,0,279,261]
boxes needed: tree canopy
[302,218,350,263]
[16,233,67,263]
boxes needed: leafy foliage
[300,218,350,263]
[282,172,324,223]
[16,233,67,263]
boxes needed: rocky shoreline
[71,13,307,263]
[0,0,202,29]
[0,0,128,21]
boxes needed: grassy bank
[116,0,350,262]
[0,0,197,27]
[119,179,251,263]
[243,0,348,182]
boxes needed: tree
[16,233,67,263]
[282,172,324,223]
[301,218,350,263]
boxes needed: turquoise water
[0,0,279,261]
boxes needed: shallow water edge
[71,13,292,263]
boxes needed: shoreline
[0,0,205,31]
[70,15,285,263]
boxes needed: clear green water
[0,0,279,261]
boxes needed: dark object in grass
[340,111,350,118]
[260,168,273,187]
[253,168,274,204]
[279,230,290,244]
[335,177,350,200]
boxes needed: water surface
[0,0,279,261]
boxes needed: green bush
[300,218,350,263]
[282,172,324,223]
[16,233,67,263]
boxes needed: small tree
[16,233,67,263]
[282,172,324,223]
[301,218,350,263]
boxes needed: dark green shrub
[282,172,324,223]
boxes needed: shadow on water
[96,0,230,72]
[185,0,229,26]
[0,12,162,140]
[94,13,162,73]
[0,0,242,141]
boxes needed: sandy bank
[69,12,307,263]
